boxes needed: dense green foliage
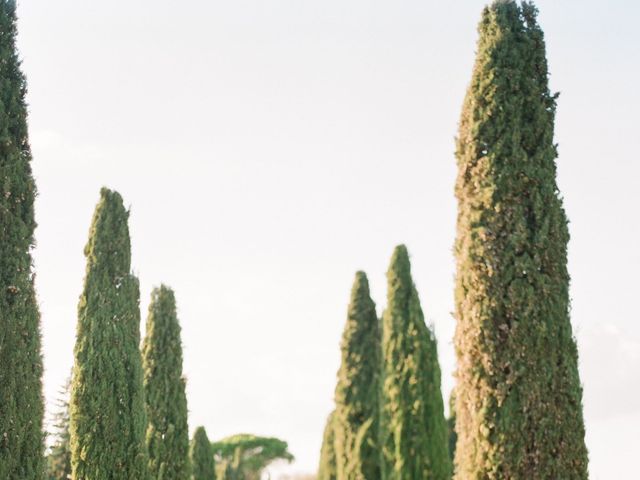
[0,1,45,477]
[46,378,72,480]
[69,188,149,479]
[143,285,190,480]
[379,245,451,480]
[333,272,380,480]
[317,412,337,480]
[191,427,216,480]
[453,2,588,478]
[212,434,293,480]
[446,390,457,465]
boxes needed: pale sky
[15,0,640,478]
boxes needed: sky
[14,0,640,478]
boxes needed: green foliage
[143,286,190,480]
[69,188,149,479]
[0,1,45,477]
[46,378,72,480]
[212,434,294,480]
[379,246,451,480]
[453,1,588,478]
[333,272,380,480]
[191,427,216,480]
[446,390,456,465]
[317,412,337,480]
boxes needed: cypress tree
[0,1,45,477]
[379,245,451,480]
[46,378,72,480]
[453,2,588,478]
[190,427,215,480]
[333,271,380,480]
[143,285,190,480]
[69,188,148,479]
[317,412,337,480]
[446,390,457,465]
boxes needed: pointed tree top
[387,244,411,283]
[193,426,209,441]
[148,284,177,319]
[350,270,370,297]
[84,187,131,274]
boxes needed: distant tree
[191,427,216,480]
[69,188,148,479]
[333,272,380,480]
[0,1,45,477]
[317,413,337,480]
[379,245,451,480]
[212,434,294,480]
[453,2,588,478]
[446,390,457,465]
[143,285,190,480]
[46,378,72,480]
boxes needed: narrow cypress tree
[0,1,45,477]
[143,285,190,480]
[190,427,216,480]
[46,378,72,480]
[333,272,380,480]
[317,412,337,480]
[379,245,451,480]
[453,2,588,478]
[69,188,148,479]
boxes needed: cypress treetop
[143,285,190,480]
[317,412,338,480]
[69,188,149,479]
[0,1,45,477]
[333,271,380,480]
[453,1,588,478]
[190,427,216,480]
[379,245,451,480]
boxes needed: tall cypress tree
[379,245,450,480]
[143,285,190,480]
[453,2,588,478]
[333,271,380,480]
[0,1,45,477]
[317,412,337,480]
[190,427,215,480]
[69,188,148,479]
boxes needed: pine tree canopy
[0,1,45,477]
[379,245,451,480]
[69,188,149,479]
[143,285,190,480]
[191,427,216,480]
[453,1,588,478]
[333,271,380,480]
[211,434,294,480]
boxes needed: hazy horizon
[16,0,639,477]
